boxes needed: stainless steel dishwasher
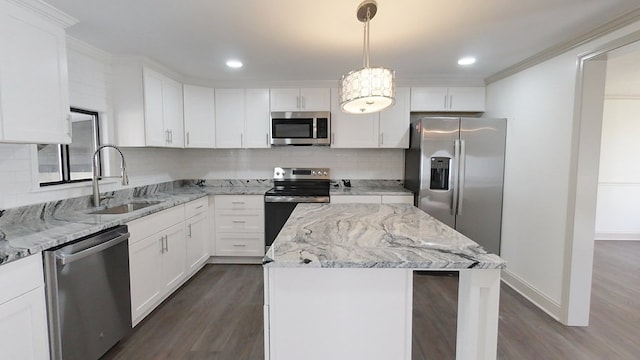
[43,225,131,360]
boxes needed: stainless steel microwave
[270,111,331,146]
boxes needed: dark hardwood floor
[102,241,640,360]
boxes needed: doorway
[563,33,640,325]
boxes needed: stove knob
[323,171,328,176]
[312,171,317,175]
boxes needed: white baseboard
[594,232,640,241]
[208,256,263,265]
[501,269,562,322]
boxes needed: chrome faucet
[92,144,129,207]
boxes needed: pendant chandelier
[339,0,395,114]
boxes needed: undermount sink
[89,201,162,215]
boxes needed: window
[38,108,101,186]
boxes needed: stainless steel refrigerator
[404,116,507,255]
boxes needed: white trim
[604,94,640,100]
[595,233,640,241]
[207,256,262,265]
[501,270,562,321]
[486,9,640,84]
[66,36,113,63]
[7,0,78,27]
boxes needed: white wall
[484,52,576,311]
[485,19,640,322]
[0,40,404,210]
[595,98,640,239]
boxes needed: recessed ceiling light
[458,57,476,66]
[226,60,243,68]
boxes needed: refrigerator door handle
[452,139,460,215]
[458,139,466,215]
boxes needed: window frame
[39,108,102,187]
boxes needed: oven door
[264,201,298,247]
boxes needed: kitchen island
[263,203,505,360]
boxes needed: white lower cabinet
[128,198,210,326]
[0,255,49,360]
[213,195,265,257]
[185,197,210,275]
[160,223,187,294]
[330,194,414,204]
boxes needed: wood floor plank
[102,241,640,360]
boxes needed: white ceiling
[46,0,640,86]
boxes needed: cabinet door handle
[380,133,384,146]
[165,130,170,144]
[66,114,72,137]
[266,133,269,146]
[449,95,453,109]
[187,224,192,237]
[301,96,306,109]
[331,132,335,144]
[444,95,447,109]
[160,236,165,253]
[186,132,190,146]
[165,235,169,252]
[240,133,244,148]
[170,130,173,144]
[296,96,300,109]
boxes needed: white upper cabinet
[112,63,184,148]
[244,89,270,148]
[142,67,184,148]
[270,88,331,112]
[379,88,410,148]
[215,88,270,149]
[0,0,76,144]
[183,85,215,148]
[331,88,410,149]
[411,87,485,112]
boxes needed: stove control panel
[273,167,330,180]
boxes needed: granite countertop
[264,203,505,270]
[329,180,412,196]
[0,181,271,266]
[0,179,411,267]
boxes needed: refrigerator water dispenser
[430,157,450,190]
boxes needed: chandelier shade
[339,67,395,114]
[339,0,395,114]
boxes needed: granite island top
[264,203,505,270]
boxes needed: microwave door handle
[312,118,317,139]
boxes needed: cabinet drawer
[0,255,44,305]
[330,195,381,204]
[215,211,264,233]
[127,205,185,244]
[381,195,414,205]
[185,197,208,219]
[216,233,264,256]
[215,195,263,210]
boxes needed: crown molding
[7,0,78,28]
[66,36,112,62]
[486,8,640,84]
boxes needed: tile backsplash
[0,145,404,209]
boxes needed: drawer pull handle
[233,244,247,247]
[195,205,204,209]
[231,202,245,205]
